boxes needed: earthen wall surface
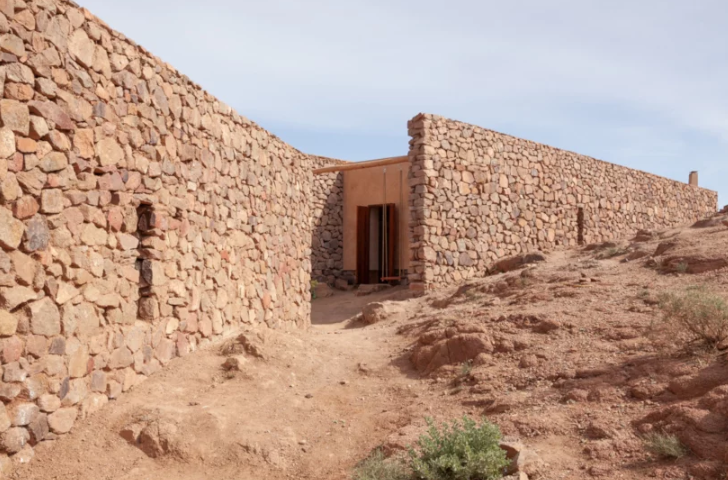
[0,0,326,465]
[407,114,718,289]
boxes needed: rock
[109,347,134,369]
[361,302,406,325]
[40,188,64,214]
[0,129,14,158]
[313,282,333,299]
[68,29,95,68]
[13,196,39,219]
[0,100,29,135]
[28,413,49,444]
[491,252,546,274]
[0,310,16,336]
[28,298,61,337]
[96,137,124,167]
[80,393,108,419]
[28,101,74,131]
[39,151,68,172]
[48,407,77,434]
[10,403,39,427]
[138,420,178,458]
[0,35,25,57]
[37,394,61,413]
[0,207,24,250]
[23,214,50,252]
[0,427,28,454]
[519,354,538,369]
[222,357,242,371]
[355,284,391,296]
[1,286,37,310]
[0,404,9,433]
[334,278,351,291]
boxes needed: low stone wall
[311,157,347,285]
[0,0,321,466]
[407,113,718,289]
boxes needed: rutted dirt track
[18,212,728,480]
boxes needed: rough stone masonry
[0,0,342,470]
[406,114,717,290]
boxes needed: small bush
[408,416,509,480]
[353,449,410,480]
[675,262,688,274]
[459,361,473,378]
[657,287,728,349]
[310,280,319,300]
[644,433,688,459]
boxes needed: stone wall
[311,157,347,284]
[407,114,718,289]
[0,0,322,466]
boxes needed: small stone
[28,413,49,443]
[1,286,36,310]
[0,35,24,57]
[0,129,13,158]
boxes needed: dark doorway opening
[356,203,397,284]
[577,207,585,245]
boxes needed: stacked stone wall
[0,0,328,465]
[407,114,718,289]
[310,157,347,284]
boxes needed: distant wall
[0,0,323,465]
[407,114,718,289]
[311,157,347,284]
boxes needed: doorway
[356,204,397,284]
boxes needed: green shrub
[310,280,319,300]
[353,449,410,480]
[408,416,508,480]
[643,432,688,459]
[657,287,728,349]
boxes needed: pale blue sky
[77,0,727,205]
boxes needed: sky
[77,0,728,205]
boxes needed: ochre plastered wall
[407,113,718,290]
[342,163,410,275]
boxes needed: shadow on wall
[312,172,345,284]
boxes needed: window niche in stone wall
[135,202,165,322]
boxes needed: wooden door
[356,206,370,284]
[385,203,397,280]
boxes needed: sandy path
[18,289,418,480]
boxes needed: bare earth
[17,214,728,480]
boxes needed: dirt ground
[17,212,728,480]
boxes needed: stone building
[0,0,717,469]
[311,114,717,291]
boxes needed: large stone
[0,34,24,57]
[10,403,39,427]
[0,100,28,135]
[24,214,50,252]
[12,196,39,219]
[28,413,49,443]
[37,394,61,413]
[0,207,23,249]
[39,151,68,172]
[48,407,77,434]
[68,29,95,68]
[109,347,134,369]
[28,101,74,131]
[96,137,124,167]
[0,286,36,310]
[0,427,28,454]
[28,298,61,337]
[61,302,99,338]
[68,347,89,378]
